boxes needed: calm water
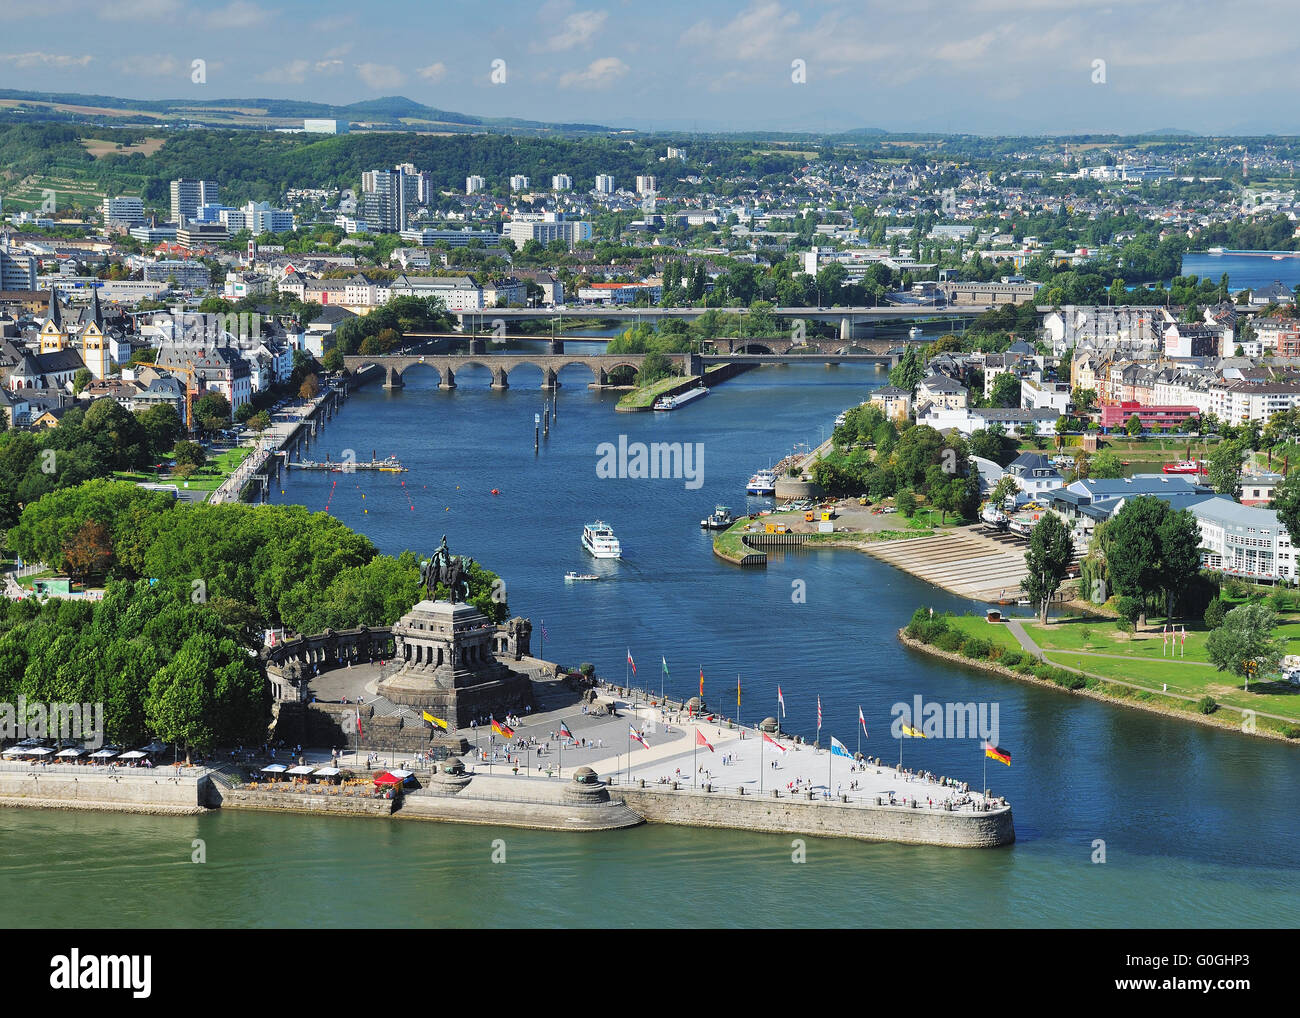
[3,356,1298,927]
[1183,252,1300,292]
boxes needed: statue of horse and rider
[420,535,474,603]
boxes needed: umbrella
[54,749,83,758]
[372,772,401,786]
[118,750,148,760]
[89,749,118,759]
[260,763,288,773]
[285,765,315,775]
[312,767,340,778]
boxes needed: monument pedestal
[376,599,533,729]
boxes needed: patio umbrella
[372,772,401,786]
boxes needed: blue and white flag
[830,736,853,759]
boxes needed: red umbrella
[372,771,401,786]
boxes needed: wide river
[3,347,1297,927]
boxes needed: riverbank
[898,627,1300,743]
[615,362,753,411]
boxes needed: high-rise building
[170,179,219,225]
[0,236,38,290]
[102,196,146,227]
[635,176,657,195]
[510,175,530,192]
[466,175,486,195]
[551,174,572,191]
[595,174,615,194]
[361,169,407,233]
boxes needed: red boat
[1163,460,1206,475]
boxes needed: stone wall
[0,769,209,812]
[220,787,395,816]
[398,791,642,832]
[617,787,1014,848]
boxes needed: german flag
[984,743,1012,766]
[492,719,515,739]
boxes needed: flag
[737,676,742,707]
[777,686,786,718]
[699,666,704,698]
[492,719,515,739]
[902,725,926,738]
[1181,626,1187,644]
[830,736,853,759]
[762,731,787,754]
[696,729,714,752]
[541,620,550,641]
[559,721,573,740]
[627,649,636,674]
[422,711,448,731]
[817,695,822,730]
[1163,624,1168,645]
[858,705,868,737]
[629,725,649,749]
[984,742,1012,766]
[355,710,364,739]
[662,656,669,680]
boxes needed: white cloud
[535,9,608,52]
[558,56,628,89]
[355,62,405,90]
[934,30,1000,64]
[258,59,310,84]
[116,54,181,76]
[0,52,94,69]
[206,1,270,28]
[417,62,447,82]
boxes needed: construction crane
[135,360,198,433]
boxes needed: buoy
[364,509,368,514]
[445,507,450,511]
[491,489,500,495]
[410,506,415,511]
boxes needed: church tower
[38,287,69,354]
[80,287,111,380]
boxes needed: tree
[989,372,1021,408]
[72,368,93,395]
[62,518,114,581]
[1125,413,1143,437]
[1272,470,1300,550]
[137,403,180,459]
[991,475,1019,507]
[321,347,344,373]
[888,346,924,395]
[247,410,271,433]
[1105,496,1170,626]
[1091,450,1124,478]
[173,440,206,469]
[896,489,917,517]
[1205,603,1284,686]
[299,373,321,400]
[1022,512,1075,623]
[1157,508,1204,620]
[637,350,673,385]
[1207,439,1244,497]
[193,392,231,432]
[1072,386,1097,413]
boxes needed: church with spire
[34,286,119,380]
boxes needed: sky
[1,0,1299,136]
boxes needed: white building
[102,196,146,227]
[304,119,346,133]
[595,174,615,194]
[502,218,593,247]
[1194,500,1296,582]
[388,274,484,311]
[636,176,657,196]
[551,174,572,191]
[466,175,486,195]
[510,175,530,192]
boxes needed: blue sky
[2,0,1298,135]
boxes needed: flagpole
[828,735,832,799]
[759,727,764,795]
[539,618,544,661]
[983,745,987,799]
[693,726,697,789]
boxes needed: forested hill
[0,123,807,206]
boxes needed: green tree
[1022,512,1075,623]
[1207,439,1244,497]
[1271,470,1300,550]
[1205,603,1284,687]
[888,346,924,395]
[896,489,917,517]
[991,475,1019,507]
[193,392,231,432]
[1091,450,1124,478]
[1105,496,1169,626]
[1157,508,1205,620]
[173,440,206,469]
[137,403,181,460]
[72,368,93,395]
[1125,413,1143,437]
[989,372,1021,408]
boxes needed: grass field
[113,446,251,496]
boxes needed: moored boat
[701,505,734,529]
[746,469,777,497]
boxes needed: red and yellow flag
[699,666,704,698]
[492,719,515,739]
[984,743,1011,766]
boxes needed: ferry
[653,386,709,411]
[700,505,734,529]
[564,571,601,582]
[1207,247,1225,254]
[581,520,622,559]
[1162,459,1206,475]
[908,326,923,339]
[746,469,777,497]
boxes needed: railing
[604,776,1004,813]
[0,760,211,779]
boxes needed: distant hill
[0,89,615,136]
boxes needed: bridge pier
[593,367,608,389]
[469,337,486,355]
[840,317,853,341]
[491,367,509,390]
[440,367,457,390]
[383,366,404,389]
[548,339,565,354]
[542,368,559,390]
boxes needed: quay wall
[397,792,643,832]
[617,786,1014,848]
[219,787,394,816]
[0,769,209,814]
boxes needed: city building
[636,176,657,195]
[510,175,530,192]
[398,227,502,248]
[388,274,484,311]
[595,174,615,194]
[869,385,913,423]
[169,179,219,225]
[102,196,146,227]
[466,175,486,195]
[142,260,212,289]
[551,174,572,191]
[502,217,593,248]
[303,119,346,134]
[0,240,38,290]
[1005,452,1064,498]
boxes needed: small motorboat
[701,505,734,529]
[565,571,600,582]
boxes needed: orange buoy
[491,489,500,495]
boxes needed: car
[881,507,898,514]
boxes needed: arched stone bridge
[344,352,680,389]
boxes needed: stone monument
[375,536,534,730]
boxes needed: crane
[135,360,198,433]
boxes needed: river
[2,356,1296,927]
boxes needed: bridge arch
[737,342,776,355]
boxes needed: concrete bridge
[343,335,904,389]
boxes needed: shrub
[1060,673,1086,690]
[960,637,993,660]
[1283,725,1300,740]
[1203,598,1229,629]
[1115,618,1135,635]
[1000,650,1023,668]
[1268,590,1291,612]
[1197,696,1219,715]
[933,631,963,653]
[579,662,595,676]
[1114,596,1142,625]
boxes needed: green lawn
[616,374,685,410]
[113,446,251,495]
[945,613,1026,653]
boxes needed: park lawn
[1028,616,1213,661]
[112,446,252,494]
[945,613,1025,654]
[1042,651,1300,722]
[616,374,687,410]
